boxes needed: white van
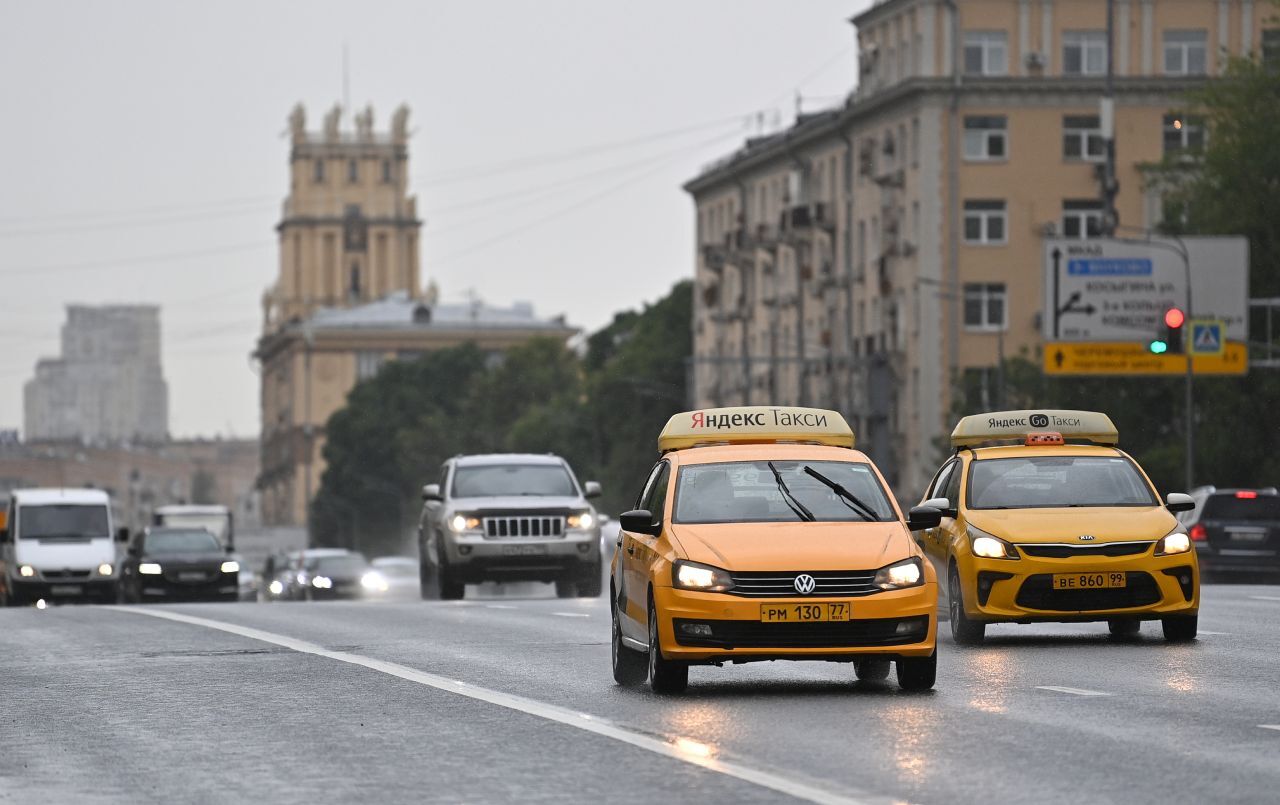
[1,488,124,605]
[152,504,233,549]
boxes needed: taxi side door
[934,456,968,562]
[919,459,958,560]
[617,460,670,640]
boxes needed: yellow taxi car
[917,410,1199,645]
[610,406,943,694]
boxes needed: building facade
[24,305,168,443]
[257,105,577,527]
[685,0,1272,499]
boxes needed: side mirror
[906,506,943,532]
[619,509,661,537]
[1165,492,1195,513]
[921,496,956,518]
[115,527,130,543]
[583,481,603,499]
[422,484,443,502]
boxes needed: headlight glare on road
[1156,531,1192,556]
[311,575,333,589]
[18,564,36,578]
[566,511,594,531]
[139,562,162,575]
[672,560,734,592]
[450,514,481,533]
[220,560,240,574]
[970,527,1019,560]
[873,557,924,590]
[361,571,389,592]
[97,563,113,576]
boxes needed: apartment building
[684,0,1273,498]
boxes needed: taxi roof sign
[951,410,1118,448]
[658,406,854,452]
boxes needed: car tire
[1108,618,1141,638]
[854,658,892,682]
[896,651,937,691]
[647,598,688,694]
[438,566,465,600]
[554,577,578,598]
[611,591,648,686]
[577,560,603,598]
[949,566,986,646]
[1161,614,1198,642]
[419,560,438,600]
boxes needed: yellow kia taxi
[610,406,943,694]
[917,410,1199,645]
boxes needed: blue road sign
[1189,319,1225,356]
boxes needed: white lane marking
[1197,630,1232,636]
[109,607,876,805]
[1259,725,1280,732]
[1249,596,1280,602]
[1036,686,1111,697]
[485,604,517,610]
[552,612,591,618]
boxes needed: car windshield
[146,530,221,554]
[1201,495,1280,520]
[672,460,896,524]
[967,456,1157,509]
[452,465,577,497]
[311,555,370,575]
[18,504,110,540]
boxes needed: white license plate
[1227,531,1266,543]
[51,585,82,595]
[501,544,548,556]
[178,572,207,581]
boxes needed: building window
[1063,31,1107,76]
[1063,115,1106,161]
[964,283,1006,331]
[963,200,1007,245]
[349,264,361,298]
[1163,113,1206,156]
[1063,200,1104,239]
[381,159,393,183]
[348,159,359,183]
[963,115,1007,160]
[964,31,1008,76]
[313,159,325,183]
[1262,29,1280,68]
[356,351,385,381]
[911,118,920,167]
[1163,30,1207,75]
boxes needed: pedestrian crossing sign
[1189,319,1225,356]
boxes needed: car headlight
[220,560,240,574]
[672,560,734,592]
[1155,530,1192,556]
[361,571,389,592]
[97,563,113,576]
[872,557,924,590]
[311,575,333,589]
[566,511,595,531]
[18,564,36,578]
[139,562,163,575]
[450,514,482,533]
[970,526,1019,560]
[268,580,284,595]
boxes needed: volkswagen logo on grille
[1078,534,1096,541]
[793,574,817,595]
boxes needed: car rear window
[1201,495,1280,521]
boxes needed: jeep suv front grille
[483,516,564,539]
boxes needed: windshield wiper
[768,461,814,522]
[802,466,883,522]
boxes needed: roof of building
[304,291,574,333]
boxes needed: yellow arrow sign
[1043,341,1248,375]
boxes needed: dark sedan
[120,527,239,603]
[297,553,386,601]
[1188,487,1280,579]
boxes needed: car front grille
[1018,541,1154,558]
[42,570,92,580]
[672,616,929,649]
[726,570,878,598]
[1014,572,1162,611]
[483,516,564,539]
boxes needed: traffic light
[1148,307,1186,354]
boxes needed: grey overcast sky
[0,0,870,438]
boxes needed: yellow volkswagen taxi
[918,410,1199,645]
[610,406,943,694]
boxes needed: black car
[120,527,239,603]
[296,552,384,600]
[1186,487,1280,579]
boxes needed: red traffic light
[1164,307,1186,329]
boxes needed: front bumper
[139,575,238,601]
[442,531,600,580]
[960,550,1198,622]
[652,582,938,663]
[11,578,116,601]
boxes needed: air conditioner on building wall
[1024,52,1046,70]
[1039,221,1058,237]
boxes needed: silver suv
[418,454,603,600]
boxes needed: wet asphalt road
[2,583,1278,805]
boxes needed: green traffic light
[1149,340,1169,354]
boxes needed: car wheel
[611,590,648,686]
[949,566,986,646]
[577,560,603,598]
[1162,614,1198,642]
[854,658,891,682]
[647,598,688,694]
[438,566,465,600]
[419,560,438,600]
[1108,618,1141,638]
[896,651,937,691]
[554,577,578,598]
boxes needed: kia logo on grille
[1078,534,1096,541]
[793,574,817,594]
